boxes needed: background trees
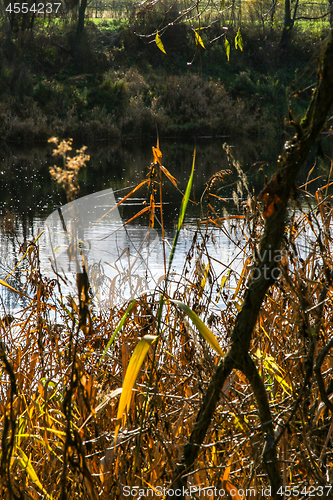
[0,0,331,38]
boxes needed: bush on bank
[0,18,328,143]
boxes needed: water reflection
[43,187,165,308]
[1,135,329,227]
[0,136,332,314]
[0,136,285,226]
[40,187,245,310]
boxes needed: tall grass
[1,139,333,498]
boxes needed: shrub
[152,73,257,137]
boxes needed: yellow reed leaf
[0,279,19,294]
[17,447,54,500]
[235,27,243,51]
[200,262,210,290]
[275,374,292,395]
[171,300,224,357]
[261,324,271,341]
[155,32,166,54]
[225,37,230,61]
[215,269,231,304]
[115,335,157,440]
[234,256,251,299]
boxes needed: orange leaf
[152,140,162,165]
[160,165,178,187]
[91,179,149,227]
[149,194,155,228]
[223,461,231,482]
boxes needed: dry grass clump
[1,141,333,498]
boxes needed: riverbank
[0,19,329,144]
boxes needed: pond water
[0,135,331,315]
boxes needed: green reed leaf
[171,300,225,357]
[99,299,136,365]
[178,150,195,232]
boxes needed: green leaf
[115,335,157,438]
[156,31,166,54]
[178,150,195,232]
[235,27,243,51]
[99,300,136,365]
[17,447,54,500]
[171,300,225,357]
[195,30,206,49]
[225,38,230,61]
[167,150,195,273]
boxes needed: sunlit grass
[1,138,333,497]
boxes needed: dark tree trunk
[166,27,333,500]
[280,0,299,48]
[76,0,88,37]
[284,0,292,28]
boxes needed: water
[0,187,246,313]
[0,136,331,315]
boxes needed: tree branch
[166,28,333,500]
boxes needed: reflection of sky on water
[41,187,245,310]
[0,186,246,314]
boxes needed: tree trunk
[280,0,299,48]
[76,0,88,37]
[284,0,292,28]
[166,27,333,500]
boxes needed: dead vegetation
[1,127,333,499]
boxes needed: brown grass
[1,140,333,498]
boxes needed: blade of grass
[115,335,157,442]
[99,300,136,365]
[171,299,225,357]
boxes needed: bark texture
[166,28,333,500]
